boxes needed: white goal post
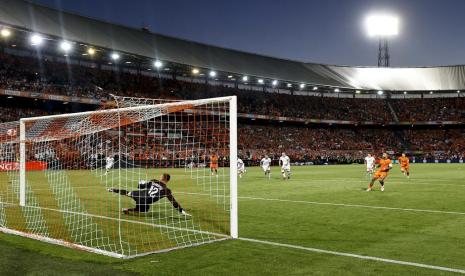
[0,96,238,258]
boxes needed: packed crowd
[391,98,465,122]
[1,51,464,123]
[1,50,464,163]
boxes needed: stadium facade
[0,0,464,95]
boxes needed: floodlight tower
[366,14,399,67]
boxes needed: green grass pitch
[1,163,465,275]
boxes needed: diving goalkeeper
[108,173,190,216]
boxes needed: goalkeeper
[108,173,190,216]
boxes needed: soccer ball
[6,128,17,137]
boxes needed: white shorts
[238,166,245,173]
[262,165,270,172]
[281,166,290,172]
[366,166,374,172]
[106,162,114,170]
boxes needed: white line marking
[239,196,465,216]
[239,237,465,274]
[29,188,465,216]
[171,192,465,216]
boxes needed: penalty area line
[239,196,465,216]
[238,237,465,274]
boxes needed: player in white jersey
[364,153,376,176]
[279,152,291,180]
[237,158,246,178]
[260,155,272,179]
[105,155,115,175]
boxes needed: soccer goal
[0,96,238,258]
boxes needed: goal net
[0,96,238,258]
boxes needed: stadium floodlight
[377,90,384,95]
[404,91,407,94]
[154,60,163,69]
[429,91,433,94]
[30,34,44,46]
[87,48,96,56]
[355,90,361,94]
[59,41,73,52]
[287,83,292,88]
[257,79,264,84]
[299,83,306,89]
[242,76,248,82]
[192,68,200,75]
[366,14,399,37]
[457,90,461,93]
[272,80,278,86]
[366,13,399,67]
[110,52,120,61]
[209,71,217,77]
[313,86,318,91]
[1,28,11,37]
[334,88,340,92]
[227,75,233,79]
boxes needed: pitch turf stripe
[239,237,465,274]
[239,196,465,216]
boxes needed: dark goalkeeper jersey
[133,180,168,205]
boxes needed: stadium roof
[0,0,464,91]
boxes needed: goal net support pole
[229,96,238,238]
[19,120,26,207]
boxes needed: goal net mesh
[0,96,234,258]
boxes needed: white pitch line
[26,188,465,216]
[238,237,465,274]
[238,195,465,216]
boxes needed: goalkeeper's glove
[180,209,191,217]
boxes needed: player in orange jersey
[398,153,410,178]
[210,153,219,176]
[367,153,393,192]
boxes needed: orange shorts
[401,166,409,171]
[210,164,218,169]
[374,170,388,179]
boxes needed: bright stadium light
[30,34,44,46]
[272,80,278,86]
[192,68,200,75]
[377,90,384,95]
[355,90,361,94]
[111,52,120,60]
[313,86,318,91]
[365,14,399,37]
[154,60,163,68]
[242,76,248,82]
[87,48,96,55]
[457,90,461,93]
[1,28,11,37]
[365,13,399,67]
[429,91,434,94]
[59,41,73,52]
[287,83,292,88]
[257,79,264,84]
[404,91,408,94]
[334,88,340,92]
[209,71,217,77]
[299,83,306,89]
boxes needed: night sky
[31,0,465,67]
